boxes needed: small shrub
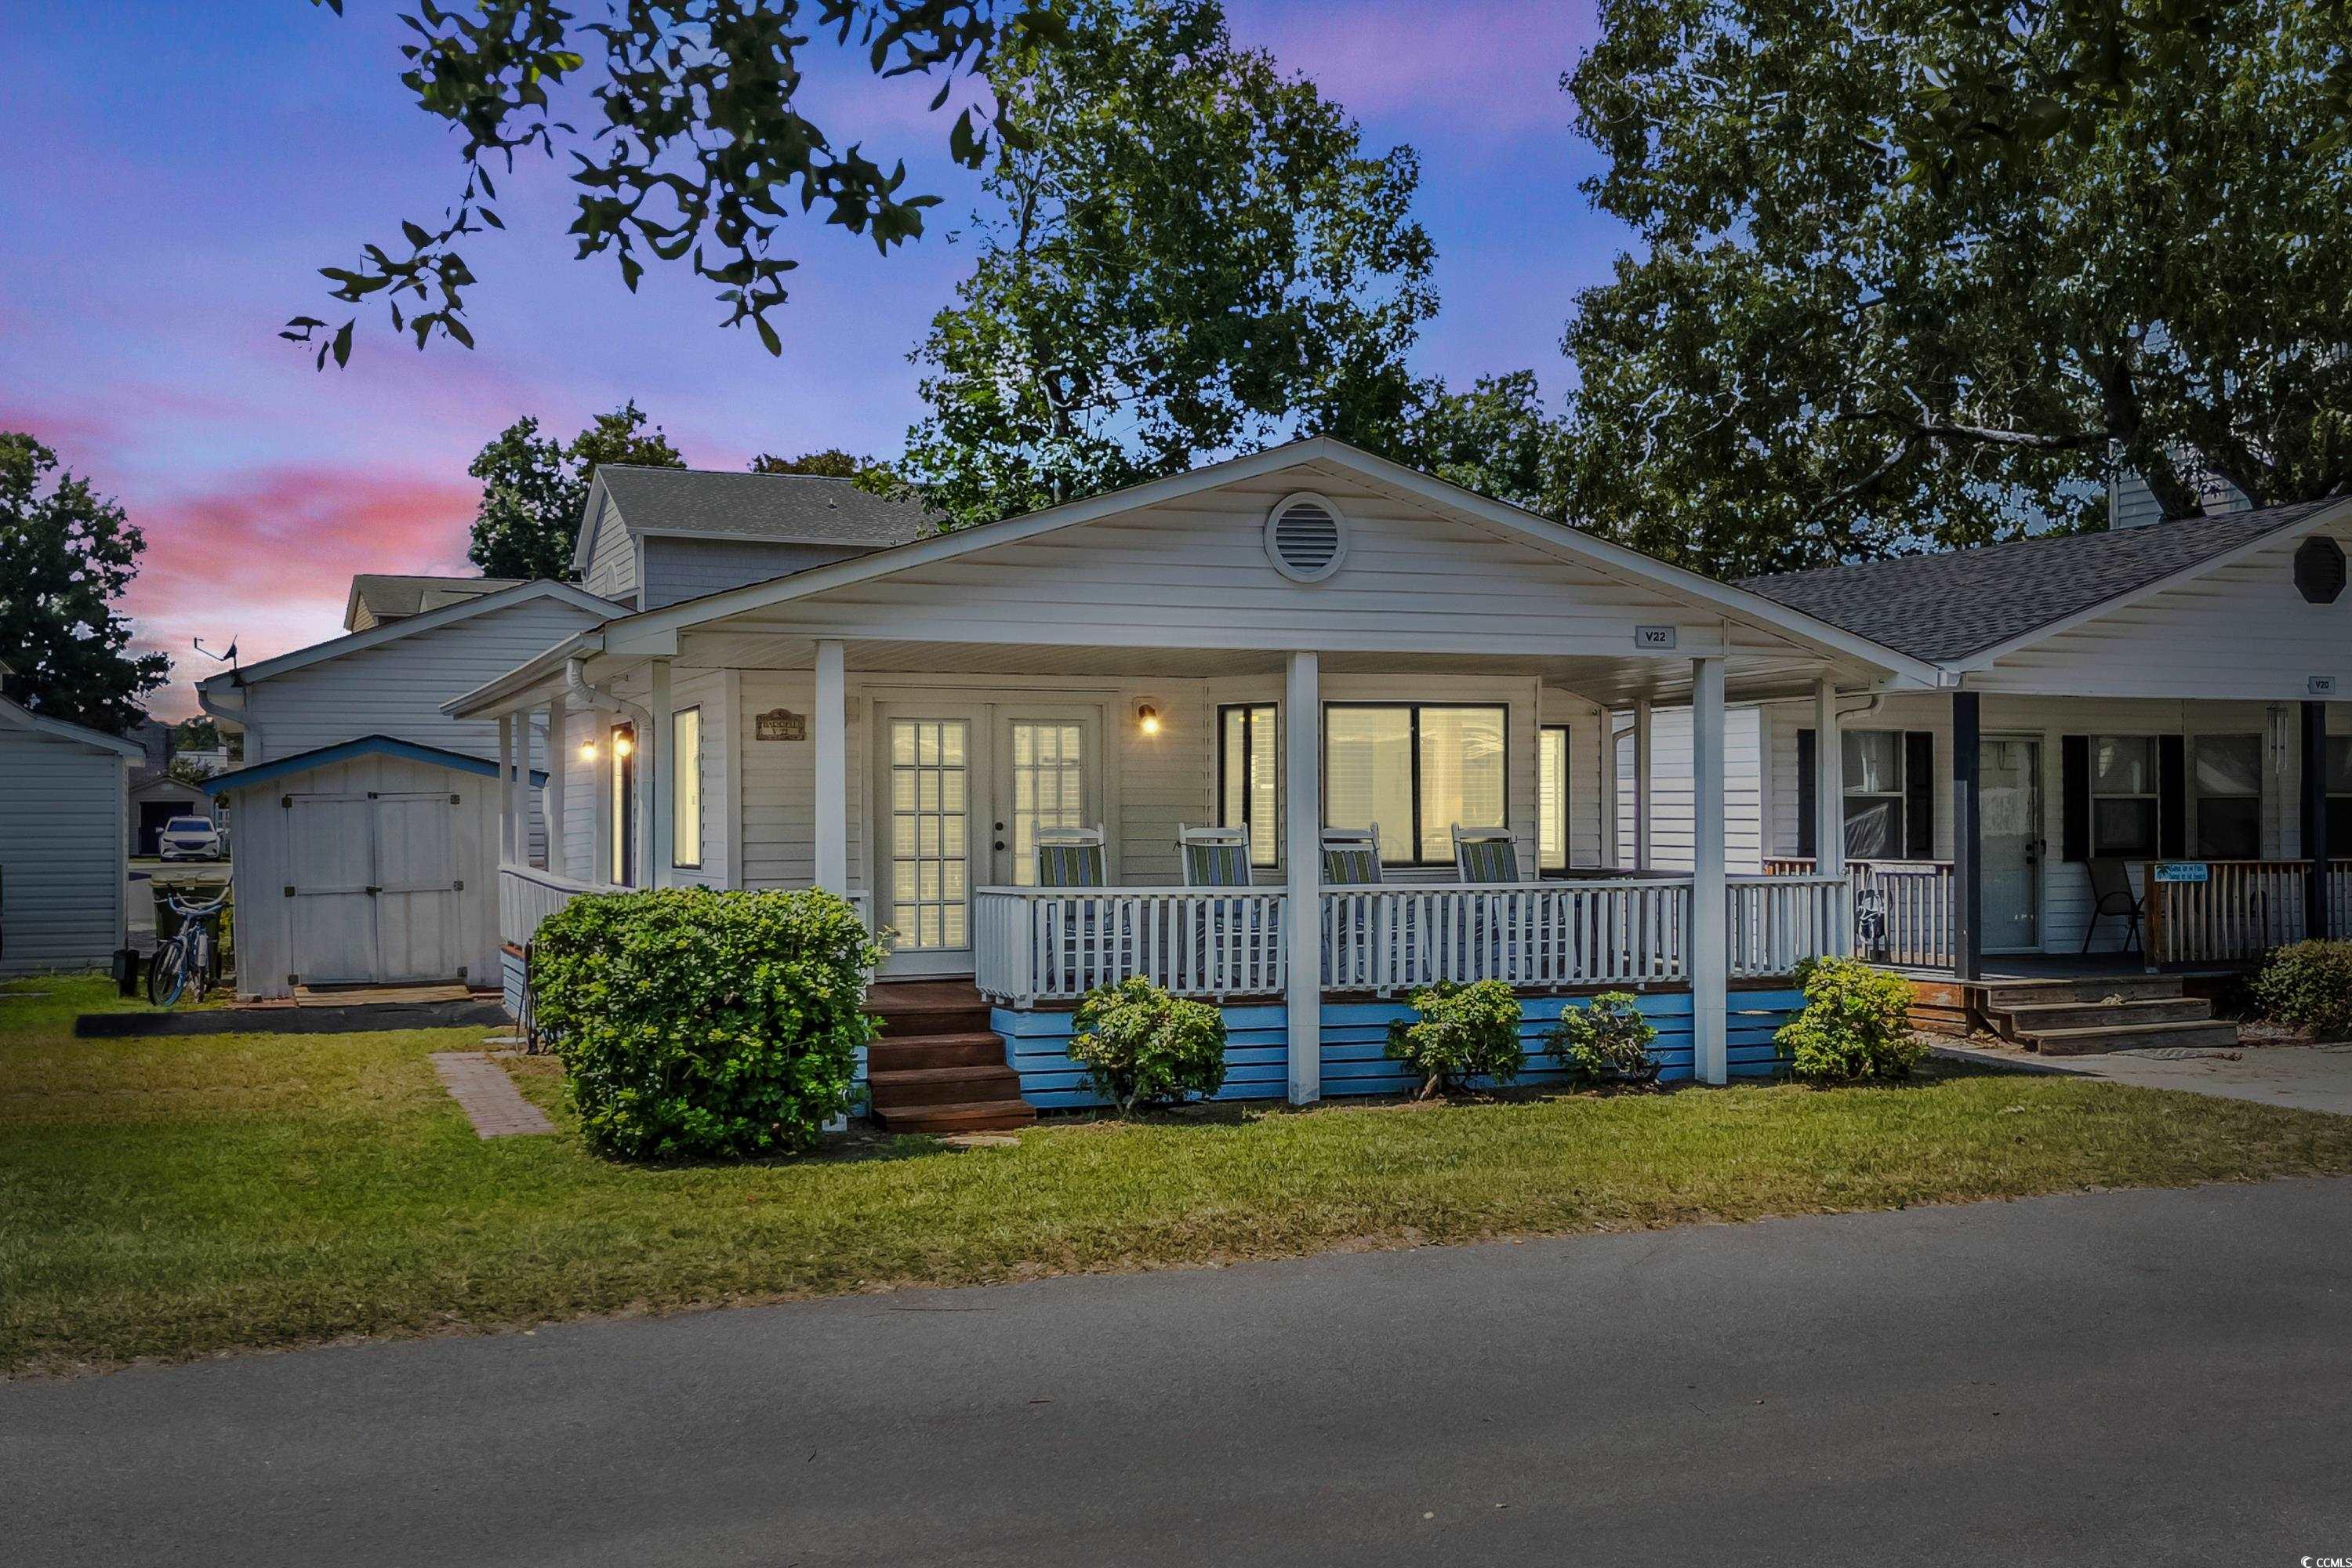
[1776,956,1923,1083]
[1548,991,1661,1086]
[1385,979,1525,1098]
[2254,940,2352,1040]
[531,887,884,1160]
[1069,977,1229,1113]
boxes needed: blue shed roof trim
[206,735,547,797]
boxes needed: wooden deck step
[865,981,994,1036]
[873,1098,1038,1134]
[2013,1018,2241,1057]
[869,1062,1025,1109]
[1994,998,2212,1032]
[1980,975,2183,1010]
[867,1033,1007,1072]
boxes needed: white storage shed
[0,692,140,976]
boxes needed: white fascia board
[570,473,615,578]
[200,579,623,692]
[0,694,147,757]
[441,630,607,718]
[1949,497,2352,672]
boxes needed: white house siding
[1966,516,2352,700]
[0,728,126,975]
[1613,705,1765,873]
[222,752,498,1000]
[641,538,871,612]
[580,494,639,607]
[1755,691,2309,954]
[238,594,604,863]
[703,464,1783,661]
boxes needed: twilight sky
[2,1,1627,719]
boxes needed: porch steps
[863,982,1036,1135]
[1974,975,2240,1057]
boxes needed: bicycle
[148,883,229,1007]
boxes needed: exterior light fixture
[1137,702,1161,736]
[612,731,634,758]
[578,739,597,762]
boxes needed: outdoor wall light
[1136,702,1161,736]
[578,739,597,762]
[612,732,634,758]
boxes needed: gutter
[565,655,652,731]
[196,683,259,762]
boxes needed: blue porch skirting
[993,989,1805,1112]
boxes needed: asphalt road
[10,1179,2352,1566]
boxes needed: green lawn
[5,972,2351,1377]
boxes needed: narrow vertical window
[670,706,702,869]
[1538,725,1570,872]
[609,722,637,886]
[1218,704,1279,866]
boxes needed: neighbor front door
[1980,735,2042,952]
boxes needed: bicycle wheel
[147,940,186,1007]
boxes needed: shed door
[372,791,461,982]
[289,795,377,984]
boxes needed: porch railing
[971,874,1852,1007]
[1765,857,1955,970]
[2142,859,2352,966]
[498,862,871,950]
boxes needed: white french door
[992,707,1105,887]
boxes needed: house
[573,465,935,611]
[122,717,223,856]
[195,576,621,996]
[0,678,142,976]
[453,437,1945,1127]
[1730,498,2352,961]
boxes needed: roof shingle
[594,466,936,549]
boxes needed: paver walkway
[429,1051,553,1137]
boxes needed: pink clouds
[122,466,480,719]
[1232,1,1594,138]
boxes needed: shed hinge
[281,795,292,808]
[283,885,296,898]
[287,974,299,986]
[456,965,468,981]
[450,793,461,805]
[365,886,380,896]
[452,879,465,891]
[368,790,379,800]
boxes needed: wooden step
[2014,1018,2241,1057]
[868,1033,1006,1072]
[873,1098,1038,1134]
[1994,998,2212,1033]
[1980,975,2183,1010]
[865,982,993,1036]
[868,1062,1024,1109]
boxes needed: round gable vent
[1265,492,1348,583]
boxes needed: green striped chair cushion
[1321,846,1382,885]
[1037,843,1105,887]
[1457,836,1519,883]
[1183,842,1253,887]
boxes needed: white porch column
[1284,650,1322,1105]
[1690,657,1729,1086]
[813,640,848,895]
[646,658,672,889]
[1633,699,1654,870]
[496,713,516,865]
[1596,719,1618,869]
[1813,678,1845,880]
[545,695,567,877]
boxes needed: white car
[157,815,225,862]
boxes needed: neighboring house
[0,687,141,976]
[121,715,224,856]
[344,574,525,633]
[194,577,619,996]
[573,465,935,611]
[456,437,1942,1124]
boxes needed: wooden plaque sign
[756,708,806,742]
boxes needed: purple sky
[2,1,1626,719]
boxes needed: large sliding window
[2090,735,2160,857]
[1538,725,1570,872]
[2190,734,2261,859]
[1325,703,1506,866]
[670,706,702,869]
[1842,731,1906,858]
[1218,704,1279,866]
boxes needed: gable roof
[345,574,525,633]
[198,578,623,693]
[583,437,1947,686]
[572,466,938,574]
[0,692,146,758]
[1739,499,2344,664]
[205,734,546,797]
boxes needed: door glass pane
[2198,798,2260,859]
[1325,707,1413,862]
[1417,706,1506,862]
[888,718,971,949]
[1007,720,1085,887]
[1538,727,1568,871]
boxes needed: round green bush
[2253,939,2352,1040]
[530,887,884,1160]
[1385,979,1525,1098]
[1547,991,1660,1086]
[1069,977,1229,1113]
[1775,956,1923,1083]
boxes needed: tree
[294,0,1069,366]
[1559,0,2352,578]
[1392,372,1574,521]
[748,448,905,496]
[0,434,169,734]
[900,0,1436,527]
[467,401,684,579]
[172,717,223,752]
